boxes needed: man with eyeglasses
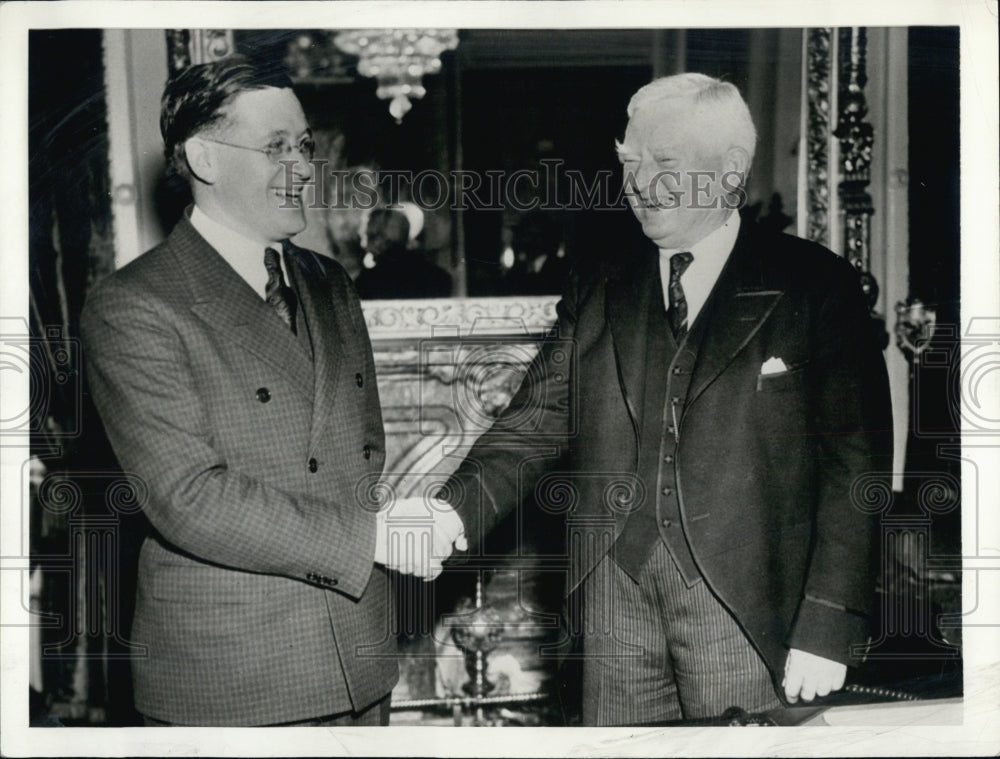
[80,56,465,726]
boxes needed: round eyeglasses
[202,135,316,163]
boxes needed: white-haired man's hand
[782,648,847,703]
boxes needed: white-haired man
[432,73,892,724]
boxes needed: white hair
[618,73,757,166]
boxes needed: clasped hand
[372,495,467,580]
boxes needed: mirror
[181,28,805,299]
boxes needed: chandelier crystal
[334,29,459,122]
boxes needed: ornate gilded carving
[835,27,876,295]
[166,30,191,73]
[193,30,235,64]
[363,296,558,341]
[804,28,832,247]
[165,29,235,74]
[807,27,882,342]
[895,298,937,356]
[833,27,885,347]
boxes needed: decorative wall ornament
[363,296,558,341]
[836,27,876,303]
[166,30,192,72]
[333,29,459,122]
[804,28,832,247]
[166,30,235,74]
[894,298,937,356]
[804,27,885,346]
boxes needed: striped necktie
[667,251,694,339]
[264,248,297,334]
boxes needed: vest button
[663,454,673,463]
[256,387,271,403]
[363,445,372,460]
[667,425,675,434]
[672,396,682,404]
[672,367,682,375]
[661,487,673,496]
[356,373,364,387]
[308,458,318,473]
[661,518,673,528]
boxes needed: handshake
[372,495,468,580]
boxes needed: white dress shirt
[658,212,741,327]
[190,206,289,301]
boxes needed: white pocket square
[760,356,788,375]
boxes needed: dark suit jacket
[81,217,397,725]
[445,219,892,687]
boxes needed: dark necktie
[264,248,297,334]
[667,251,694,339]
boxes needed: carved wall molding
[363,296,558,341]
[804,28,832,247]
[166,30,236,73]
[835,27,877,310]
[804,27,884,345]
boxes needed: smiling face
[193,87,314,244]
[619,97,742,250]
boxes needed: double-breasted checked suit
[445,218,892,703]
[81,217,397,725]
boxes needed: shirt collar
[658,211,741,263]
[190,205,286,300]
[190,205,283,259]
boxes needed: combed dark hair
[160,55,294,178]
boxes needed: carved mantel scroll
[364,296,558,341]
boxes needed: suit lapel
[605,245,660,429]
[287,247,348,454]
[687,222,784,406]
[171,219,315,400]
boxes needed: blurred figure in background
[355,205,451,299]
[500,210,570,295]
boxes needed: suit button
[256,387,271,403]
[671,396,682,404]
[306,572,319,582]
[661,519,672,528]
[661,488,673,496]
[672,367,681,375]
[663,454,673,464]
[356,373,364,387]
[666,425,675,434]
[362,445,372,460]
[308,458,318,473]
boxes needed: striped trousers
[581,542,781,726]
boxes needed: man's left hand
[782,648,846,703]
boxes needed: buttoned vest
[612,274,712,585]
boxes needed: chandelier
[334,29,459,122]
